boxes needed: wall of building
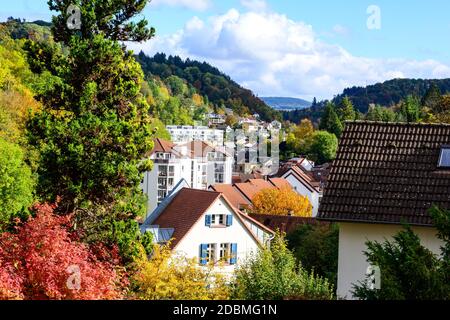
[174,197,262,273]
[283,173,320,217]
[337,222,443,299]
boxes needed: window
[219,243,231,262]
[438,146,450,168]
[211,214,225,226]
[204,243,216,263]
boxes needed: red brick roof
[318,121,450,226]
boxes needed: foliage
[131,243,229,300]
[304,131,338,165]
[0,138,34,230]
[287,223,339,288]
[365,104,397,122]
[337,96,356,122]
[398,95,421,123]
[251,187,312,217]
[352,206,450,300]
[137,52,281,122]
[233,234,334,300]
[319,102,343,138]
[24,1,155,262]
[0,203,124,300]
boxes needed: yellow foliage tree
[131,243,230,300]
[192,93,204,106]
[251,187,312,217]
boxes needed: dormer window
[438,146,450,168]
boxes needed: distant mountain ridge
[261,97,311,111]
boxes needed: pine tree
[25,0,156,262]
[421,83,442,113]
[319,102,343,138]
[338,96,356,122]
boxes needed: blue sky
[3,0,450,100]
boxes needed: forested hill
[136,52,281,122]
[284,78,450,124]
[334,78,450,113]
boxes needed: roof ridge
[344,120,450,127]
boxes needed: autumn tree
[0,203,123,300]
[251,187,312,217]
[25,0,156,262]
[131,243,229,300]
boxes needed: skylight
[438,146,450,168]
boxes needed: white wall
[337,222,443,300]
[283,173,320,217]
[174,197,261,274]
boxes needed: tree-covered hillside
[284,78,450,124]
[136,52,281,122]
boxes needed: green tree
[0,138,34,230]
[338,96,356,122]
[287,223,339,288]
[352,206,450,300]
[422,84,442,113]
[399,95,421,123]
[233,234,334,300]
[319,102,343,138]
[305,131,338,164]
[25,0,155,262]
[165,75,186,96]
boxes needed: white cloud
[130,9,450,100]
[241,0,268,12]
[150,0,211,11]
[332,24,350,36]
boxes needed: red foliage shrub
[0,203,124,300]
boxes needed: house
[317,121,450,299]
[166,125,225,146]
[141,188,274,273]
[141,138,232,215]
[278,165,322,217]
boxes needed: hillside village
[0,3,450,302]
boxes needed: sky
[2,0,450,100]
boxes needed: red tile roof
[152,138,175,154]
[210,184,250,209]
[268,177,291,189]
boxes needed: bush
[233,234,334,300]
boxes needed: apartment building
[166,125,225,146]
[141,138,233,214]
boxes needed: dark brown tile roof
[318,121,450,226]
[153,188,221,248]
[249,214,328,234]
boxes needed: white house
[141,188,274,274]
[278,165,321,217]
[141,138,233,215]
[318,121,450,299]
[166,125,225,146]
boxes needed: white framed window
[219,243,231,262]
[211,214,225,226]
[206,243,216,264]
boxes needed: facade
[166,125,224,146]
[278,165,321,217]
[317,121,450,299]
[141,188,274,274]
[141,138,232,215]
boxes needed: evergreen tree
[338,96,356,122]
[421,83,442,113]
[399,95,421,123]
[319,102,343,138]
[25,0,155,262]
